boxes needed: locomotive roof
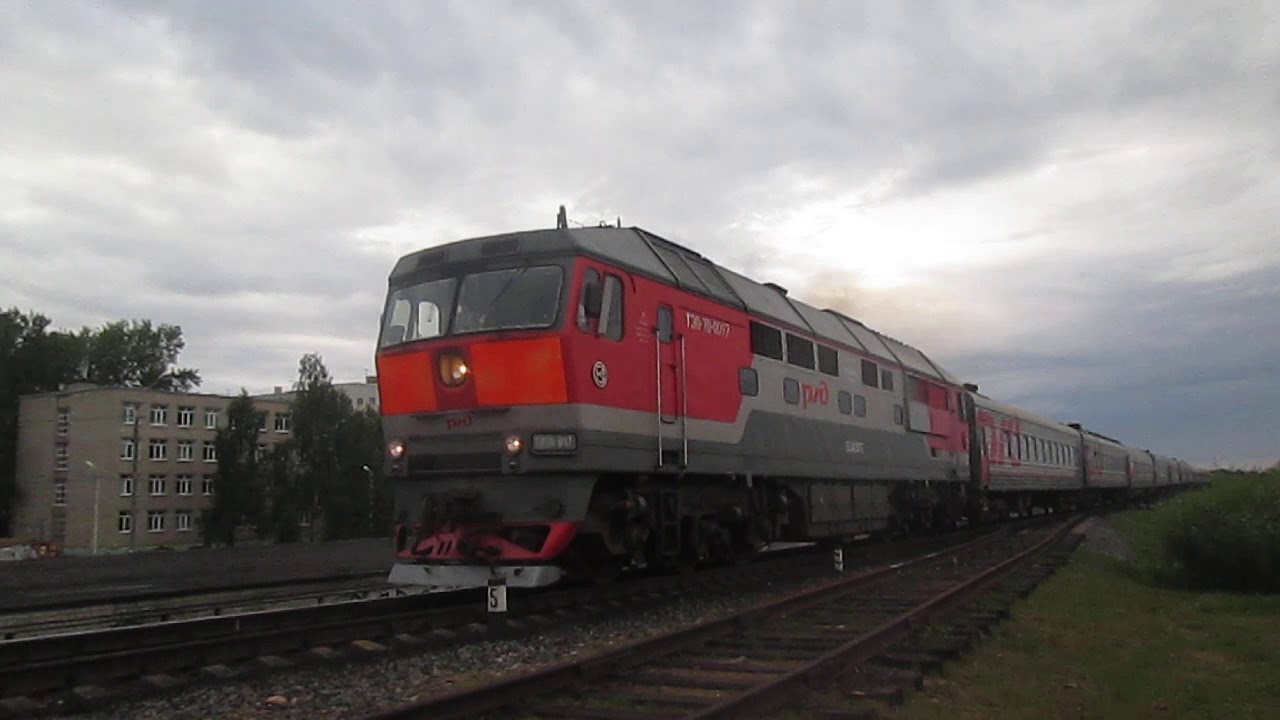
[390,226,960,384]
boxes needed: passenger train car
[375,214,1207,588]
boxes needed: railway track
[0,544,839,717]
[0,573,418,640]
[356,516,1084,720]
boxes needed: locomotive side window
[785,334,815,369]
[880,369,895,392]
[577,268,600,332]
[817,345,839,376]
[657,305,673,343]
[598,275,625,341]
[739,368,759,396]
[861,359,879,388]
[854,394,867,417]
[837,390,852,415]
[783,378,800,405]
[749,322,783,360]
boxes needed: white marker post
[833,547,845,573]
[487,578,508,632]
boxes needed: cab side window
[598,275,624,341]
[577,268,601,332]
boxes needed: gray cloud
[2,0,1277,466]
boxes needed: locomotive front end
[377,233,594,588]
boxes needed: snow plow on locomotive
[376,215,1206,589]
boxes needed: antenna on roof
[556,205,568,229]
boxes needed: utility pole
[362,465,375,535]
[85,460,100,555]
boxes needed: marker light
[504,435,523,454]
[438,352,470,386]
[388,439,406,460]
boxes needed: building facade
[253,375,380,411]
[12,384,292,555]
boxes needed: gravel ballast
[65,571,839,720]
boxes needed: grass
[877,495,1280,720]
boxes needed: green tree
[0,309,87,535]
[202,391,263,547]
[288,353,353,541]
[79,319,200,391]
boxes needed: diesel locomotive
[375,211,1205,588]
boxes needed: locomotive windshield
[379,265,564,347]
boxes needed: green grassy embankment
[884,470,1280,720]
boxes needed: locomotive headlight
[387,439,406,460]
[438,352,470,386]
[504,435,523,454]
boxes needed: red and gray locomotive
[375,214,1205,588]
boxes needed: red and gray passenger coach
[374,217,1206,588]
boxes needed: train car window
[657,305,673,343]
[598,275,624,341]
[880,369,895,392]
[861,359,879,388]
[739,368,759,396]
[893,404,904,425]
[785,334,815,369]
[1004,431,1013,457]
[817,345,839,376]
[749,322,784,360]
[783,378,800,405]
[837,390,852,415]
[577,268,601,332]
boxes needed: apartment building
[253,375,380,411]
[12,384,292,555]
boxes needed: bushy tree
[202,391,264,547]
[79,319,200,391]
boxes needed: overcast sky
[2,1,1276,467]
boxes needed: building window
[147,510,165,533]
[176,475,193,496]
[783,378,800,405]
[53,477,67,506]
[256,443,267,460]
[55,442,68,471]
[177,406,195,428]
[148,475,166,496]
[854,394,867,418]
[259,413,269,432]
[120,475,134,496]
[785,334,815,369]
[274,414,291,433]
[357,397,364,407]
[204,409,219,429]
[880,369,895,392]
[739,368,759,396]
[861,359,880,388]
[122,438,136,460]
[177,440,194,462]
[202,475,215,495]
[123,402,137,425]
[150,405,168,426]
[176,511,192,532]
[202,442,217,462]
[893,405,904,425]
[749,322,784,360]
[299,511,311,527]
[149,438,168,461]
[118,511,133,534]
[57,408,70,436]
